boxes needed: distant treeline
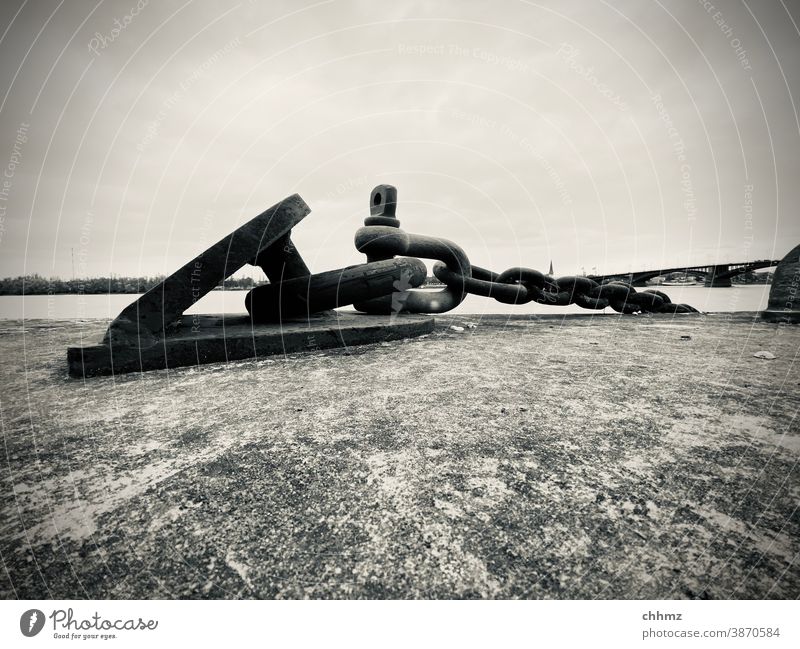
[0,274,259,295]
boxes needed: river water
[0,285,771,320]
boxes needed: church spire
[548,260,554,276]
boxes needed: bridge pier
[704,265,732,287]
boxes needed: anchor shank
[104,193,310,342]
[253,232,311,283]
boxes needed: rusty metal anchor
[67,182,698,377]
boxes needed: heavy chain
[352,185,697,316]
[246,184,697,320]
[432,264,698,314]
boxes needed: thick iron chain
[246,184,698,321]
[432,264,698,314]
[354,184,698,316]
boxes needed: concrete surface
[0,312,798,599]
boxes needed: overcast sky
[0,0,798,281]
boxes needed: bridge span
[589,259,779,287]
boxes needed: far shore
[0,279,772,297]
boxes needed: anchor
[68,183,704,378]
[67,192,433,377]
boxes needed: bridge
[589,259,780,287]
